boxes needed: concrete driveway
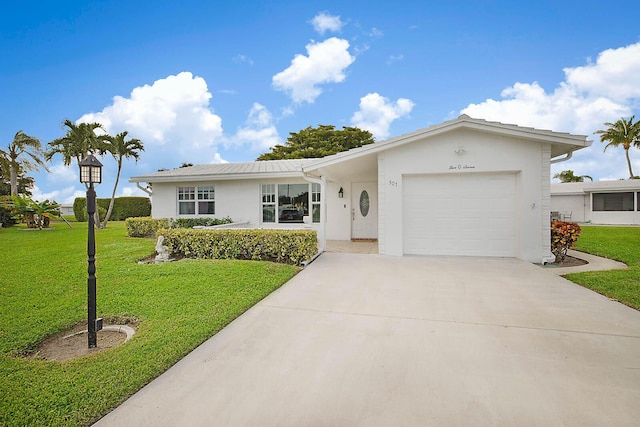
[95,254,640,426]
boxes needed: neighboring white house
[130,115,590,263]
[551,180,640,225]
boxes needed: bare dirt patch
[32,321,137,362]
[555,255,589,268]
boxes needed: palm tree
[46,119,108,224]
[595,116,640,179]
[45,120,108,167]
[101,131,144,228]
[0,131,49,196]
[553,170,593,183]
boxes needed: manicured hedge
[158,228,318,265]
[125,216,234,237]
[125,217,172,238]
[74,197,151,222]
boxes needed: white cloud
[368,27,383,38]
[233,54,254,66]
[31,184,84,204]
[272,37,355,104]
[231,103,281,151]
[119,185,146,197]
[386,54,404,65]
[351,93,415,139]
[78,72,223,148]
[47,162,77,184]
[310,12,345,35]
[564,43,640,102]
[460,41,640,180]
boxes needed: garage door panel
[403,173,518,257]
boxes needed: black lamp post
[79,154,103,348]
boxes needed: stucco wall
[550,194,588,223]
[151,178,322,233]
[379,128,549,263]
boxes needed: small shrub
[551,220,581,263]
[159,228,317,265]
[0,205,16,227]
[125,216,235,237]
[172,217,233,229]
[125,217,172,238]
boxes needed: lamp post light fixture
[338,187,344,199]
[79,154,103,348]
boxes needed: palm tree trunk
[625,148,635,178]
[9,166,17,195]
[101,161,122,228]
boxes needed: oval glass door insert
[359,190,370,217]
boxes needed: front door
[351,182,377,240]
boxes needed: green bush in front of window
[125,216,234,237]
[125,217,173,237]
[157,228,318,265]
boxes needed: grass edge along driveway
[566,225,640,311]
[0,222,299,427]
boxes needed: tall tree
[101,131,144,228]
[595,116,640,179]
[0,167,35,197]
[45,120,107,167]
[553,170,593,183]
[0,131,49,195]
[257,125,375,160]
[46,120,108,224]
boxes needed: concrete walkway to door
[95,254,640,427]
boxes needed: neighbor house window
[261,183,317,224]
[592,192,634,211]
[178,186,215,215]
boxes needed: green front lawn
[567,225,640,310]
[0,222,299,426]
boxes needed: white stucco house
[130,115,590,263]
[551,180,640,225]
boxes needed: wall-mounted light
[338,187,344,198]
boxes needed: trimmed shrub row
[125,216,234,237]
[73,197,151,222]
[158,228,318,265]
[125,217,173,238]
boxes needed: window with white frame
[261,183,319,223]
[262,184,276,222]
[178,186,215,215]
[198,186,215,214]
[311,183,321,223]
[178,187,195,214]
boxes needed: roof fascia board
[304,118,589,172]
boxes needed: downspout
[550,150,573,164]
[302,172,326,254]
[136,182,152,196]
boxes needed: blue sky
[2,1,639,203]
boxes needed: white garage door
[403,173,518,257]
